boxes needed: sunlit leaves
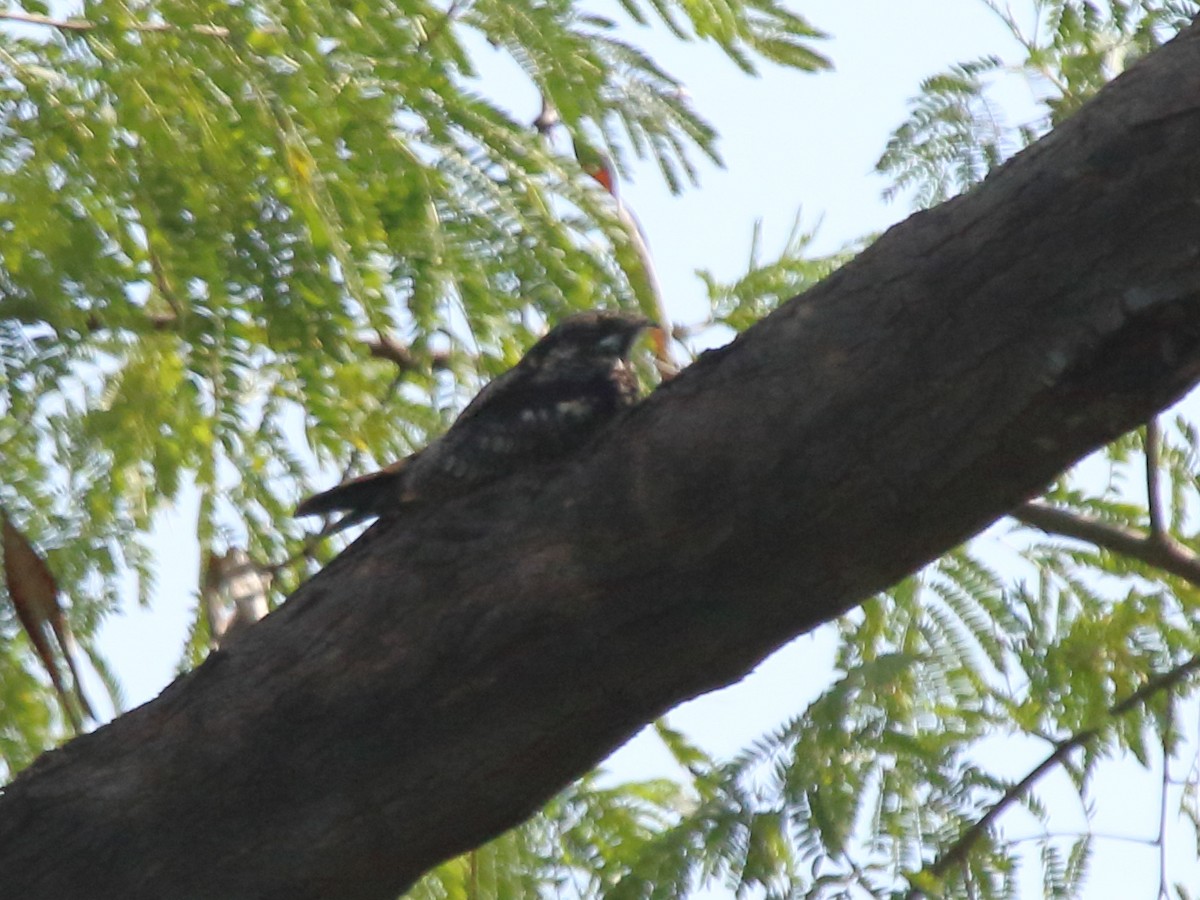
[739,413,1200,897]
[876,56,1008,208]
[0,634,54,779]
[699,215,850,334]
[616,0,830,74]
[408,771,693,900]
[878,0,1200,208]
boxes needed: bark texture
[7,21,1200,900]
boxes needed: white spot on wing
[556,399,590,419]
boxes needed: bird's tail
[294,458,411,533]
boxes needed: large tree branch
[8,20,1200,900]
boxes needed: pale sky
[93,3,1200,897]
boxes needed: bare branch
[0,10,233,38]
[0,10,97,33]
[365,334,452,373]
[1146,417,1166,538]
[83,311,178,334]
[146,246,184,318]
[1012,502,1200,586]
[1157,719,1172,900]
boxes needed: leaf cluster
[877,0,1200,208]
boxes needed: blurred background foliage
[4,1,1200,897]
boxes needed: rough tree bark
[6,20,1200,900]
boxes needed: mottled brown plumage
[296,311,653,532]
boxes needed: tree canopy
[0,0,827,740]
[4,2,1200,898]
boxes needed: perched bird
[296,311,654,533]
[528,99,676,377]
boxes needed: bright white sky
[92,2,1200,897]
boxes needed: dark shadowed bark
[7,20,1200,900]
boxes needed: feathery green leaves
[0,0,826,766]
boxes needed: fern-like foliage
[876,56,1009,208]
[0,0,827,764]
[699,214,852,335]
[878,0,1200,209]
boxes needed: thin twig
[1004,829,1159,848]
[1013,501,1200,586]
[366,334,452,373]
[905,654,1200,899]
[0,10,98,32]
[417,0,468,51]
[84,312,178,333]
[263,530,324,577]
[1157,712,1172,900]
[613,201,678,380]
[147,246,184,318]
[0,10,234,38]
[532,107,679,379]
[335,368,406,483]
[670,319,715,342]
[1146,418,1166,539]
[266,331,453,579]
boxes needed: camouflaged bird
[295,311,654,533]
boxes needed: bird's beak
[645,323,667,361]
[637,321,680,381]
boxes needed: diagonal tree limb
[9,18,1200,900]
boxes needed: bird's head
[529,311,656,368]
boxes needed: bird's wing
[418,369,622,486]
[453,363,524,423]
